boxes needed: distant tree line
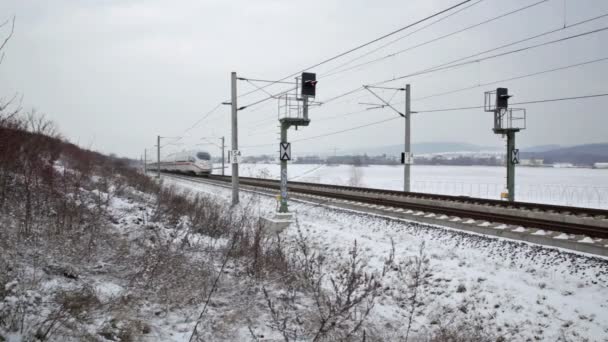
[232,153,507,166]
[294,154,503,166]
[210,151,606,167]
[415,155,503,166]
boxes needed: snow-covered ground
[166,176,608,341]
[218,163,608,209]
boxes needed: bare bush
[230,222,291,279]
[262,226,381,341]
[425,314,500,342]
[55,285,101,318]
[400,242,432,342]
[126,229,212,310]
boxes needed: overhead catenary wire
[171,3,607,152]
[374,24,608,86]
[242,116,400,148]
[323,0,549,78]
[244,108,375,138]
[182,104,223,135]
[241,92,608,148]
[240,54,608,137]
[320,0,486,76]
[374,18,608,85]
[172,0,494,138]
[407,92,608,113]
[318,13,608,105]
[409,55,608,103]
[232,0,475,102]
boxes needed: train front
[195,151,212,176]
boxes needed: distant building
[520,158,544,166]
[593,162,608,169]
[553,163,574,168]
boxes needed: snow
[221,163,608,209]
[165,176,608,341]
[94,282,124,301]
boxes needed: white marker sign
[402,152,414,165]
[280,143,291,161]
[511,149,519,164]
[229,150,241,164]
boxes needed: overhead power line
[234,0,475,101]
[173,1,481,136]
[319,12,608,105]
[375,24,608,86]
[182,104,223,134]
[320,0,486,76]
[324,0,548,78]
[242,115,400,148]
[413,93,608,113]
[241,92,608,148]
[410,55,608,102]
[240,55,608,136]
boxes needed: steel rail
[166,173,608,239]
[210,175,608,217]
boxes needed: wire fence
[221,164,608,209]
[411,181,608,208]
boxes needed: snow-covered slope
[167,176,608,341]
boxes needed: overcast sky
[1,0,607,159]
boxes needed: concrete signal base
[261,212,295,235]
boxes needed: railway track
[197,174,608,239]
[160,172,608,255]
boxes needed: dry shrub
[98,317,151,342]
[55,285,100,318]
[230,222,291,279]
[425,319,500,342]
[153,185,252,239]
[125,230,212,310]
[260,226,381,342]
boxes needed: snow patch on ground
[165,176,608,341]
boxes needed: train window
[196,152,211,160]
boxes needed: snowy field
[166,176,608,341]
[218,163,608,209]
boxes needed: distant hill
[521,144,562,153]
[308,142,608,166]
[521,143,608,165]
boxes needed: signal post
[277,72,316,213]
[484,88,526,202]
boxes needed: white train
[154,151,213,176]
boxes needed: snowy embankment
[2,165,606,340]
[166,176,608,341]
[228,163,608,209]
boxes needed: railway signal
[484,88,526,202]
[275,72,316,213]
[301,72,317,97]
